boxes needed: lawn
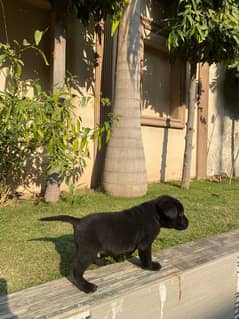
[1,179,239,296]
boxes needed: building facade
[0,0,238,196]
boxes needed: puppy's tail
[39,215,80,225]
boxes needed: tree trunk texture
[103,0,147,197]
[181,63,198,189]
[44,8,66,202]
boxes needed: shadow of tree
[223,68,239,120]
[222,68,239,178]
[66,17,96,95]
[162,181,181,188]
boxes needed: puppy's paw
[82,282,98,294]
[143,261,161,271]
[71,276,98,294]
[150,261,161,271]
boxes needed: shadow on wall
[0,278,18,318]
[160,124,169,183]
[91,19,114,188]
[208,65,239,177]
[66,17,96,95]
[223,68,239,177]
[0,0,51,91]
[223,68,239,120]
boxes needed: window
[140,17,186,129]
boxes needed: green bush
[0,31,113,202]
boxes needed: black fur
[39,195,188,293]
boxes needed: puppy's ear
[158,201,178,219]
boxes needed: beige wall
[142,126,184,182]
[142,58,239,183]
[66,17,96,189]
[140,0,197,183]
[0,0,51,91]
[142,107,197,182]
[90,254,237,319]
[142,0,197,182]
[207,64,239,177]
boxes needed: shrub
[0,31,114,203]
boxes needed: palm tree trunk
[44,8,66,202]
[103,0,147,197]
[181,62,198,189]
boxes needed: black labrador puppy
[40,195,188,293]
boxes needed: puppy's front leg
[138,245,161,271]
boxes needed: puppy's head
[156,195,188,230]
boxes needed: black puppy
[40,195,188,293]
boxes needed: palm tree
[103,0,147,197]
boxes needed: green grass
[1,179,239,296]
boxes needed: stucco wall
[142,109,197,182]
[207,64,239,177]
[140,0,197,182]
[66,18,96,189]
[0,0,51,91]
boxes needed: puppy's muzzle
[176,217,189,230]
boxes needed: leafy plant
[0,31,114,202]
[50,0,128,36]
[70,0,128,25]
[166,0,239,64]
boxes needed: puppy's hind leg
[93,250,111,266]
[94,257,110,266]
[72,254,97,293]
[138,244,161,271]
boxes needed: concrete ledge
[1,229,239,319]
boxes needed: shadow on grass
[0,278,18,317]
[162,181,181,189]
[31,235,143,276]
[0,278,8,296]
[31,235,74,277]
